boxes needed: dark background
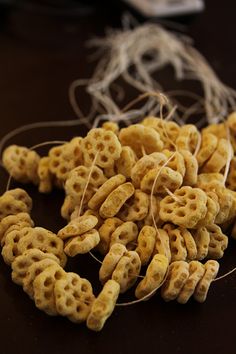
[0,1,236,354]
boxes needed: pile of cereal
[1,113,236,331]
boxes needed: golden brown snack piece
[0,195,29,222]
[86,279,120,331]
[97,217,123,255]
[111,250,141,293]
[61,195,78,221]
[2,145,40,184]
[4,188,32,211]
[194,260,219,302]
[202,123,226,139]
[135,254,169,299]
[131,152,167,188]
[88,174,126,210]
[201,138,232,173]
[110,221,138,249]
[99,182,135,219]
[119,124,163,158]
[99,243,127,285]
[11,249,59,286]
[118,190,149,222]
[214,187,234,224]
[102,121,119,135]
[160,186,207,228]
[37,157,54,193]
[81,128,122,168]
[192,227,210,261]
[163,224,187,262]
[135,226,156,265]
[194,192,219,228]
[23,258,59,299]
[177,261,205,304]
[58,215,98,240]
[33,263,66,316]
[161,261,189,302]
[143,196,162,227]
[54,272,95,323]
[116,146,137,178]
[226,157,236,191]
[180,150,198,186]
[206,224,228,259]
[72,209,103,229]
[17,227,67,267]
[176,124,200,153]
[163,150,186,177]
[196,133,218,167]
[64,229,100,256]
[196,173,224,192]
[153,228,171,263]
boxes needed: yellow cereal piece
[206,224,228,259]
[118,189,149,222]
[192,227,210,261]
[116,146,137,178]
[64,229,100,256]
[180,150,198,186]
[153,228,171,263]
[194,260,219,303]
[110,221,138,249]
[37,157,54,193]
[0,195,29,222]
[196,133,218,167]
[5,188,32,211]
[73,209,103,229]
[58,215,98,240]
[201,138,232,173]
[119,124,163,158]
[196,173,224,192]
[140,166,183,194]
[143,196,163,227]
[102,121,119,135]
[160,186,207,228]
[88,174,126,210]
[54,272,95,323]
[33,263,66,316]
[99,243,127,284]
[97,217,123,255]
[103,163,117,178]
[177,261,205,304]
[176,124,199,153]
[194,192,219,228]
[61,195,78,221]
[135,226,156,265]
[131,152,167,188]
[86,279,120,331]
[81,128,122,168]
[202,123,226,139]
[163,224,187,262]
[226,157,236,191]
[112,250,141,293]
[163,150,186,176]
[135,254,169,299]
[161,261,189,302]
[99,182,135,218]
[214,187,234,224]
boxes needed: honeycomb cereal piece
[74,209,104,229]
[64,229,100,256]
[2,145,40,184]
[161,261,189,301]
[5,188,33,212]
[86,279,120,332]
[215,187,234,224]
[23,258,59,299]
[135,226,156,266]
[140,166,183,194]
[97,217,123,255]
[196,133,218,167]
[119,124,163,158]
[61,195,78,221]
[181,228,197,260]
[33,263,66,316]
[163,150,186,177]
[163,224,187,262]
[0,212,34,246]
[180,150,198,186]
[202,123,226,139]
[135,254,169,299]
[201,138,232,173]
[116,146,137,178]
[103,163,117,178]
[0,195,28,222]
[131,152,167,188]
[54,272,95,323]
[81,128,122,168]
[58,215,98,240]
[196,173,224,192]
[160,186,207,228]
[88,175,126,210]
[112,250,141,293]
[102,121,119,135]
[143,196,162,227]
[192,227,210,260]
[65,165,107,205]
[153,228,171,263]
[226,157,236,191]
[37,157,54,193]
[206,224,228,259]
[1,220,34,247]
[176,124,200,153]
[1,227,33,265]
[177,261,205,304]
[194,260,219,302]
[110,221,138,249]
[194,193,219,228]
[118,190,149,222]
[99,182,135,219]
[227,191,236,221]
[17,227,67,267]
[99,243,127,284]
[11,249,59,286]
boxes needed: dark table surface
[0,1,236,354]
